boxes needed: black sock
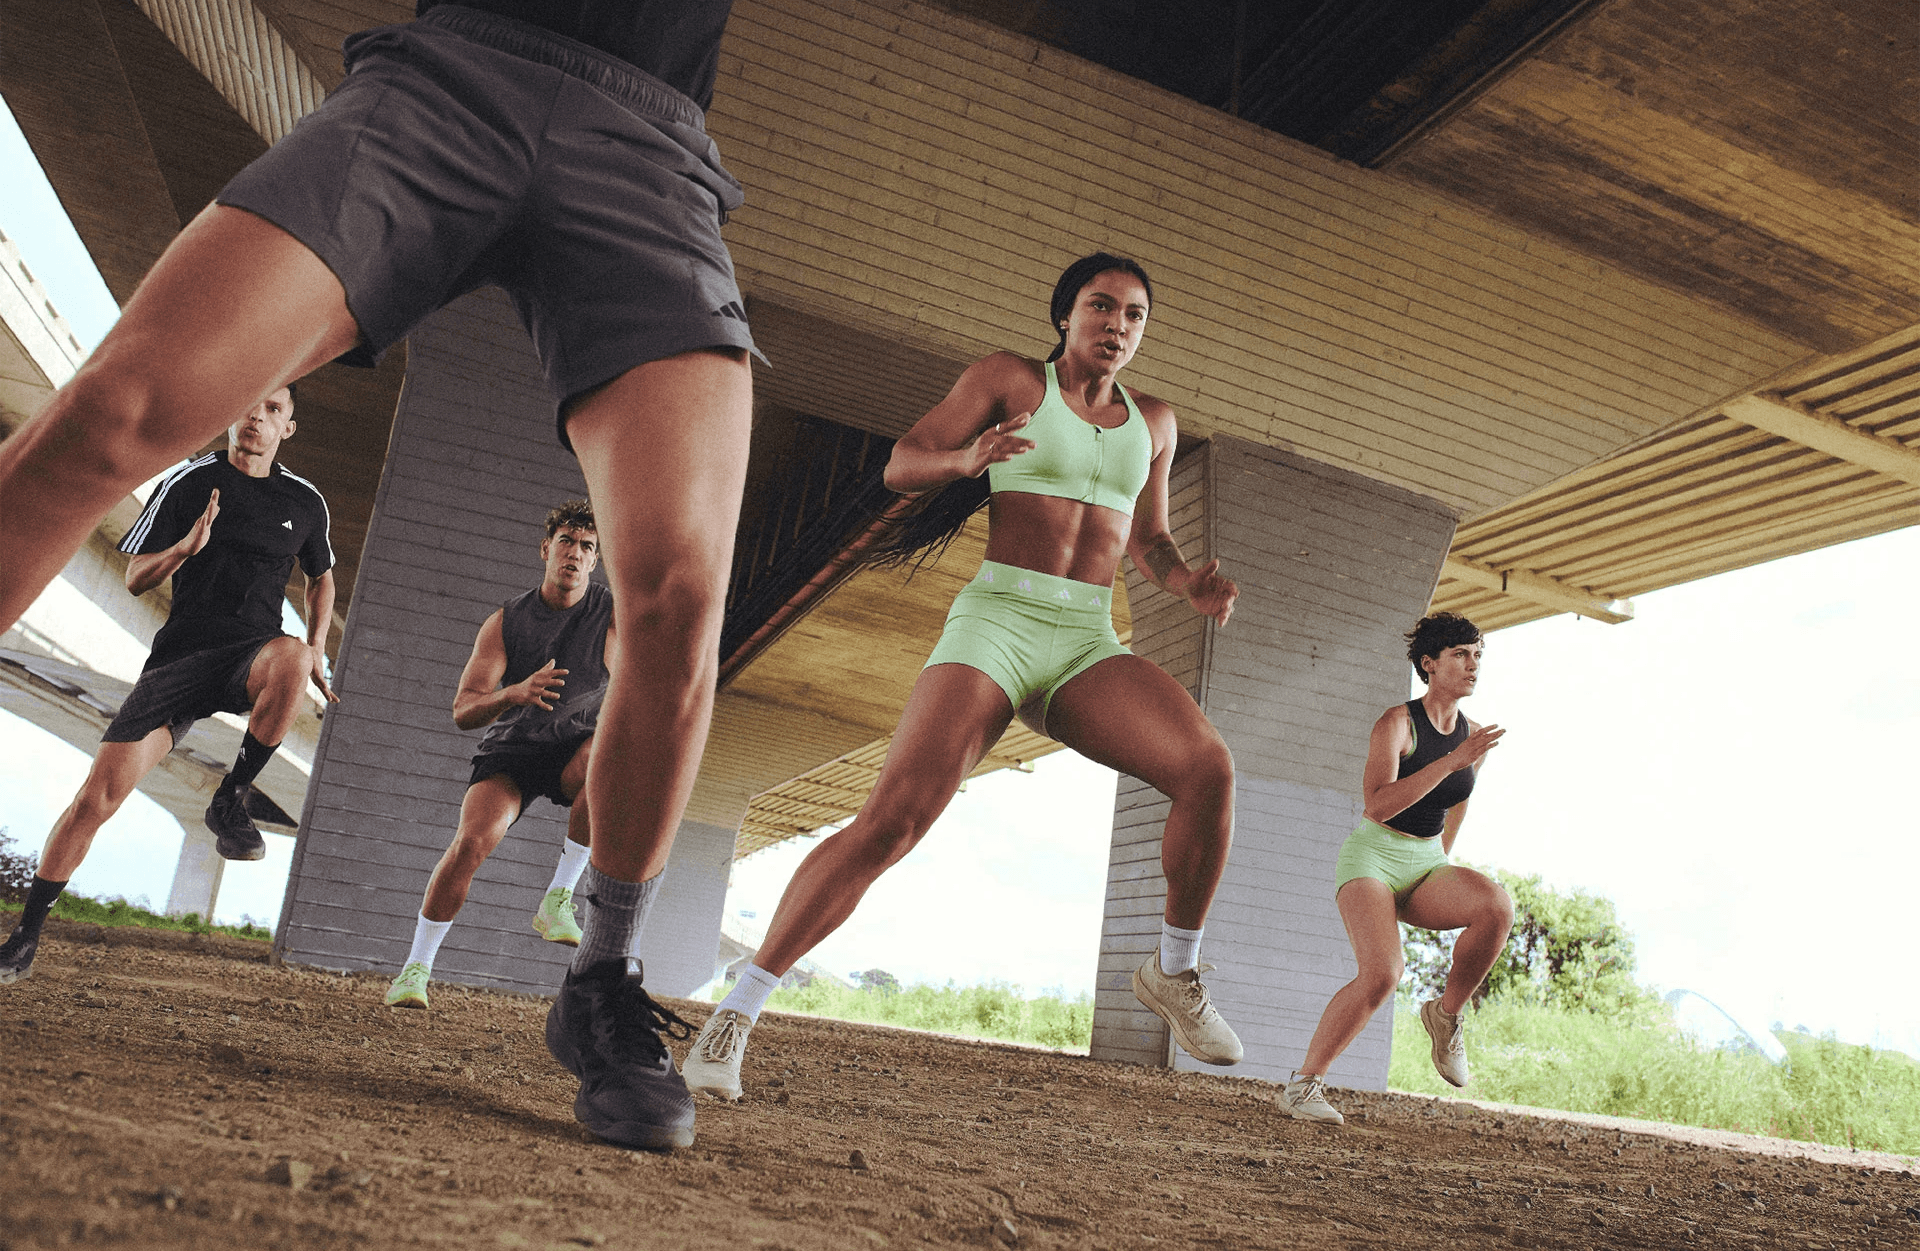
[16,875,67,941]
[221,731,279,793]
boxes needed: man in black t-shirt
[0,384,336,985]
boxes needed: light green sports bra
[988,362,1154,515]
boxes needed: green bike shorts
[923,561,1130,716]
[1334,818,1449,899]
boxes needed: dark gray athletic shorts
[102,636,279,749]
[217,5,759,443]
[470,734,592,813]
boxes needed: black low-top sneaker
[205,785,266,861]
[546,959,697,1151]
[0,926,39,984]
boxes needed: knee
[1484,884,1516,934]
[1356,964,1402,1011]
[445,827,504,870]
[1165,736,1234,805]
[38,369,174,487]
[605,559,728,669]
[70,785,125,829]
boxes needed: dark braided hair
[866,253,1155,570]
[1405,612,1482,684]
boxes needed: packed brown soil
[3,918,1915,1249]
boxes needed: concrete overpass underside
[0,0,1912,1086]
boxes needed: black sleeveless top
[477,581,613,753]
[1382,699,1477,840]
[416,1,734,109]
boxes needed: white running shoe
[1277,1072,1345,1125]
[1132,954,1243,1066]
[1420,997,1469,1087]
[682,1009,753,1101]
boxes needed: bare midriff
[983,491,1130,586]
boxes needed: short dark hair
[1406,612,1481,684]
[1045,252,1154,363]
[544,498,596,539]
[283,379,299,406]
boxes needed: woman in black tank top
[1276,613,1514,1125]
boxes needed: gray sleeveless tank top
[477,581,613,752]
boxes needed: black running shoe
[205,784,265,861]
[546,959,697,1150]
[0,926,38,985]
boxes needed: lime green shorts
[923,561,1130,715]
[1334,818,1449,899]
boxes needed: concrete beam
[1441,555,1635,624]
[1723,393,1920,488]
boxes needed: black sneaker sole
[572,1091,696,1151]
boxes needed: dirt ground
[2,920,1915,1250]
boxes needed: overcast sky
[5,97,1915,1059]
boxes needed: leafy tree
[853,968,901,995]
[1402,865,1652,1013]
[0,827,37,905]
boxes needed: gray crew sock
[571,865,661,976]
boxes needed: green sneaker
[532,886,583,947]
[385,961,431,1009]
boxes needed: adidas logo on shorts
[713,300,748,323]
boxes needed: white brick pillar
[1090,435,1457,1089]
[273,290,738,997]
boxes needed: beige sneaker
[1132,954,1243,1066]
[1420,997,1469,1087]
[682,1009,753,1101]
[1277,1072,1344,1124]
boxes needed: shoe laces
[1176,963,1219,1018]
[1293,1075,1331,1105]
[697,1011,750,1062]
[1432,1003,1466,1054]
[590,976,694,1066]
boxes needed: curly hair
[544,498,596,539]
[865,254,1155,570]
[1405,612,1481,684]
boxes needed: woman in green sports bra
[683,254,1248,1099]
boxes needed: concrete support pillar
[1090,435,1457,1089]
[274,290,737,998]
[164,822,225,919]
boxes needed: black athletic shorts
[101,636,280,748]
[216,4,760,441]
[469,734,592,812]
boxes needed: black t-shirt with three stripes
[118,453,334,669]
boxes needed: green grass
[2,894,273,942]
[1390,994,1920,1156]
[739,978,1094,1053]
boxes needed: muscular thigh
[861,664,1015,832]
[1400,865,1503,932]
[1044,655,1225,792]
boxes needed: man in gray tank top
[384,500,614,1010]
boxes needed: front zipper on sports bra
[1088,424,1104,505]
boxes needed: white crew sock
[1159,921,1203,975]
[715,963,783,1024]
[548,837,592,894]
[406,913,454,971]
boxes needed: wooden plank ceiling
[1434,325,1920,632]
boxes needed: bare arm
[1125,402,1237,626]
[451,610,568,731]
[302,569,338,703]
[883,353,1036,495]
[125,489,219,596]
[1362,707,1503,825]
